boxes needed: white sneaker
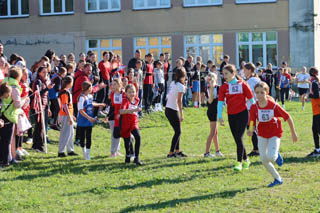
[86,149,91,160]
[82,147,86,159]
[25,138,33,145]
[21,149,30,156]
[204,152,215,158]
[282,104,285,109]
[216,151,224,157]
[16,149,25,157]
[302,106,304,111]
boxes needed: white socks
[82,147,86,159]
[86,149,91,160]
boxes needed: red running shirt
[218,80,254,115]
[120,96,139,138]
[110,91,125,127]
[249,100,290,138]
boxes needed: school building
[0,0,319,71]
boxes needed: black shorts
[298,88,308,96]
[207,99,218,122]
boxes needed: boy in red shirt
[248,82,297,187]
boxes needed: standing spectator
[59,54,67,67]
[220,55,230,84]
[98,51,111,107]
[143,53,154,113]
[274,68,281,102]
[67,53,77,69]
[238,61,246,79]
[296,66,310,111]
[128,49,145,70]
[263,63,274,96]
[183,55,194,107]
[255,61,262,73]
[79,52,86,61]
[154,61,165,111]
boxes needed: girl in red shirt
[218,64,254,171]
[120,84,142,165]
[248,82,298,187]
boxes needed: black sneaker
[125,156,131,163]
[306,149,320,157]
[9,159,20,165]
[134,158,143,166]
[68,151,78,156]
[248,151,260,157]
[167,153,176,158]
[74,139,80,146]
[58,153,67,157]
[176,152,187,157]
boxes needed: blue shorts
[192,81,200,93]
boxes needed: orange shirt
[59,90,74,116]
[311,98,320,115]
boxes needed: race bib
[258,109,274,122]
[228,83,243,95]
[129,103,138,115]
[114,93,122,104]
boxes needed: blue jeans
[183,87,190,107]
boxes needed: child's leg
[265,136,282,180]
[131,129,141,158]
[124,137,131,157]
[58,116,69,153]
[66,123,75,153]
[280,88,285,105]
[258,136,281,181]
[78,126,85,148]
[285,88,289,101]
[201,92,205,105]
[205,121,216,153]
[109,121,118,155]
[252,130,259,151]
[212,123,220,152]
[312,115,320,150]
[85,127,92,150]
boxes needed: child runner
[307,67,320,157]
[248,82,298,187]
[296,66,310,111]
[120,84,142,165]
[77,81,106,160]
[204,72,223,158]
[154,61,165,111]
[244,63,261,157]
[165,68,187,158]
[280,68,292,109]
[191,62,201,108]
[58,76,78,157]
[218,64,254,171]
[108,78,125,157]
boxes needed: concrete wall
[289,0,316,70]
[0,0,289,67]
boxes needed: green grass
[1,101,320,212]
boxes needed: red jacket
[72,71,100,103]
[98,60,111,82]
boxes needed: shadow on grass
[119,187,258,213]
[284,156,320,164]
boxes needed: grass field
[1,101,320,212]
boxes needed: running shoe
[215,151,224,157]
[242,160,251,170]
[234,162,242,171]
[276,151,283,167]
[204,152,215,158]
[248,150,260,157]
[306,149,320,157]
[176,152,187,157]
[167,153,176,158]
[268,179,283,187]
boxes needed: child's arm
[120,107,141,115]
[208,81,216,104]
[286,116,298,143]
[62,103,74,125]
[79,109,96,123]
[93,102,106,108]
[247,106,257,136]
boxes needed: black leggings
[165,107,181,153]
[0,116,14,164]
[312,115,320,149]
[280,88,289,105]
[228,110,248,162]
[143,84,153,110]
[78,126,93,149]
[247,125,258,151]
[124,129,141,158]
[156,83,164,104]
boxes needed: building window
[40,0,73,15]
[0,0,29,18]
[183,0,222,7]
[235,0,276,4]
[236,32,278,67]
[86,0,120,12]
[134,36,171,60]
[86,39,122,62]
[184,34,223,65]
[133,0,171,10]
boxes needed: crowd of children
[0,42,319,187]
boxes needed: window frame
[86,0,121,13]
[236,32,278,68]
[86,38,123,62]
[184,34,224,65]
[0,0,29,18]
[133,0,171,10]
[133,36,172,60]
[183,0,223,7]
[235,0,276,4]
[39,0,74,16]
